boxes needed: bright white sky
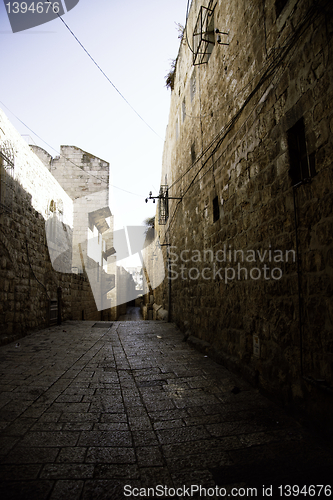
[0,0,188,235]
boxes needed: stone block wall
[155,0,333,432]
[1,112,73,227]
[0,110,102,345]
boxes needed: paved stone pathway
[0,321,332,499]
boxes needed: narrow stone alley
[0,320,332,500]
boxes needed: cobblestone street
[0,320,332,499]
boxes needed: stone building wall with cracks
[0,109,103,346]
[153,0,333,434]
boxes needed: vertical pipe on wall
[168,254,171,322]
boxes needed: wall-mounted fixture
[193,5,215,65]
[192,2,229,65]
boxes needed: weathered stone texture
[154,0,333,431]
[0,110,103,345]
[32,145,111,274]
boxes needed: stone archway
[0,230,20,342]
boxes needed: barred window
[190,70,197,102]
[193,3,215,65]
[287,118,316,186]
[213,196,220,223]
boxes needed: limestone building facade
[0,109,112,344]
[153,0,333,432]
[32,145,116,313]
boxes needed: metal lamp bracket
[215,28,229,45]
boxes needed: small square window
[287,117,316,186]
[193,4,215,65]
[213,196,219,223]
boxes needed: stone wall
[0,109,102,345]
[31,144,116,314]
[154,0,333,432]
[1,111,73,227]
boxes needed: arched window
[49,200,56,213]
[48,200,57,243]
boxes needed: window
[48,200,58,243]
[213,196,220,223]
[287,118,316,186]
[193,2,215,65]
[0,141,14,212]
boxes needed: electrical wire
[25,238,50,300]
[160,0,327,241]
[0,100,145,198]
[56,14,162,140]
[184,0,195,55]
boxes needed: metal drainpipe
[57,287,62,325]
[168,255,171,323]
[292,183,304,376]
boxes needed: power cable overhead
[56,14,162,140]
[161,0,326,243]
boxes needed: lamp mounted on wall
[145,186,182,225]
